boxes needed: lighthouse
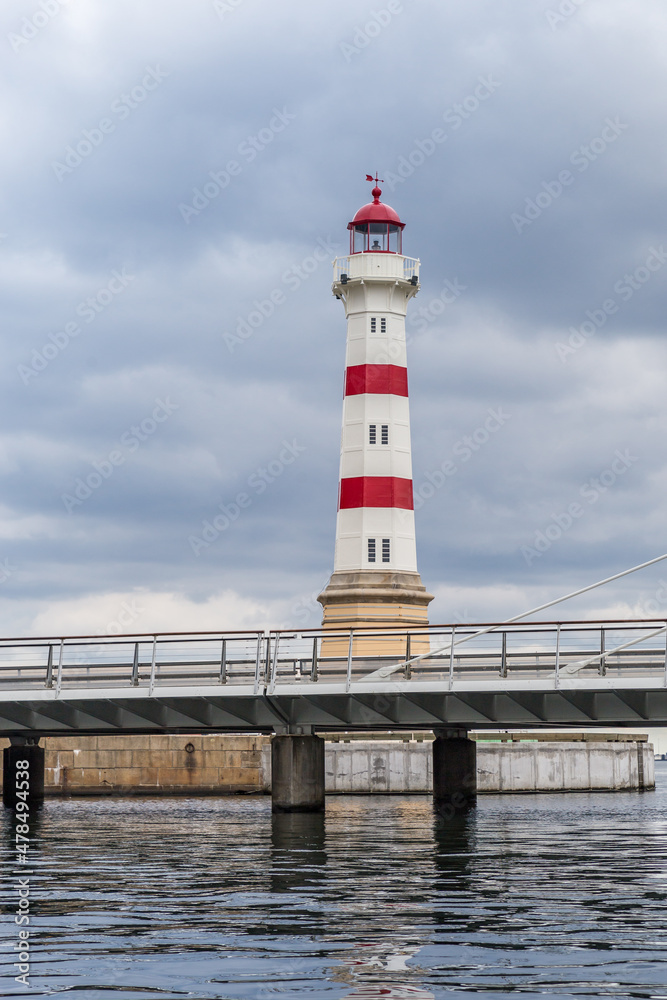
[318,178,433,651]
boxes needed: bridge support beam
[433,729,476,813]
[271,734,325,813]
[3,737,45,810]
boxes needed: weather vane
[365,172,384,186]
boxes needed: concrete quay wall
[325,740,432,793]
[324,740,655,793]
[0,735,270,796]
[0,735,655,795]
[476,740,655,793]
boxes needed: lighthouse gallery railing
[333,254,420,282]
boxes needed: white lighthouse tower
[318,178,433,649]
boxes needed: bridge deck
[1,620,666,733]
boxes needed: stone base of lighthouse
[317,570,434,658]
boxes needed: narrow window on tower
[370,317,377,333]
[368,538,376,563]
[369,424,377,444]
[381,424,389,445]
[380,318,387,333]
[382,538,391,563]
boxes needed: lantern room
[348,180,405,254]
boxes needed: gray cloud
[2,0,667,635]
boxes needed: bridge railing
[0,619,665,692]
[266,620,667,689]
[0,631,267,694]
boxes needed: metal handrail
[1,620,667,694]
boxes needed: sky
[2,0,667,646]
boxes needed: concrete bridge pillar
[433,729,477,813]
[271,733,325,813]
[3,736,45,809]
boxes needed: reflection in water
[431,811,476,908]
[270,812,327,893]
[0,766,666,998]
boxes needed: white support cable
[562,625,667,674]
[362,552,667,682]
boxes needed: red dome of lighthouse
[348,181,405,254]
[349,187,405,229]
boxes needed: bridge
[2,618,666,812]
[1,618,666,733]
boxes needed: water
[2,763,667,999]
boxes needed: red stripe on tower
[339,476,414,510]
[345,364,408,397]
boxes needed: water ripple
[1,764,666,998]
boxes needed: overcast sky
[2,0,667,640]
